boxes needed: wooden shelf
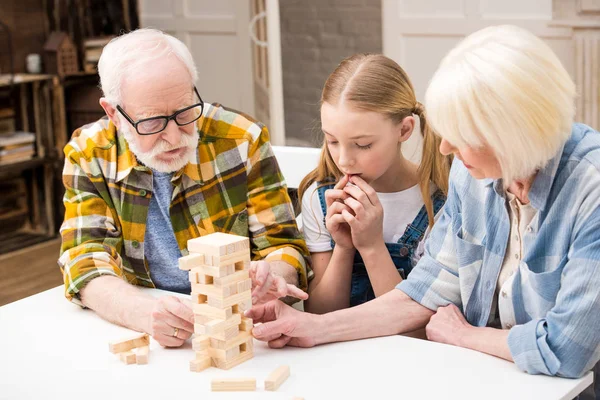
[0,157,45,175]
[0,230,57,256]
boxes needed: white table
[0,286,593,400]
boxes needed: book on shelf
[0,132,36,165]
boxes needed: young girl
[299,54,451,314]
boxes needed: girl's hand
[341,175,384,253]
[324,175,354,250]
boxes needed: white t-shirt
[301,181,428,253]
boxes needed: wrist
[312,312,332,346]
[357,239,386,259]
[333,244,356,255]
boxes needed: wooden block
[193,304,232,320]
[210,330,252,350]
[211,377,256,392]
[119,350,136,365]
[212,347,254,370]
[194,313,241,335]
[191,283,232,298]
[190,355,212,372]
[208,290,252,309]
[202,252,251,268]
[265,365,290,391]
[236,278,252,293]
[192,335,210,351]
[179,253,205,270]
[214,269,250,287]
[188,232,249,256]
[190,268,214,284]
[188,270,198,284]
[197,344,241,361]
[239,317,253,332]
[196,263,235,278]
[210,324,239,341]
[233,299,252,314]
[135,346,149,365]
[109,333,149,354]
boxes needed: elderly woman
[247,25,600,395]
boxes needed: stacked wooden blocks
[108,333,150,365]
[179,232,254,372]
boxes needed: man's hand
[148,296,194,347]
[246,300,318,348]
[250,260,308,305]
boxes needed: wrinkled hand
[324,174,354,250]
[426,303,472,346]
[340,175,384,252]
[148,296,194,347]
[250,260,308,305]
[246,300,317,348]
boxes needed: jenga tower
[178,232,254,372]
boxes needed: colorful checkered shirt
[59,103,311,305]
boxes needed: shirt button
[509,270,514,276]
[514,253,519,259]
[132,240,140,248]
[399,247,409,257]
[505,324,513,329]
[501,290,508,298]
[139,189,147,197]
[527,226,533,233]
[514,235,519,242]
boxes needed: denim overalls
[317,182,446,307]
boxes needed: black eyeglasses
[116,86,204,135]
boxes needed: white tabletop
[0,286,592,400]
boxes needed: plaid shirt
[59,103,310,305]
[399,123,600,381]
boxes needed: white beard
[118,115,199,173]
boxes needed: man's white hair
[98,28,198,105]
[425,25,576,183]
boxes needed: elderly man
[58,29,310,347]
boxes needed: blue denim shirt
[399,123,600,386]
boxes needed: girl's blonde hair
[425,25,576,184]
[298,53,451,227]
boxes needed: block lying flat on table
[119,350,136,365]
[188,232,249,257]
[109,333,150,354]
[190,355,212,372]
[178,253,205,270]
[265,365,290,391]
[193,303,233,320]
[135,346,149,365]
[211,377,256,392]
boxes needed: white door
[139,0,255,114]
[249,0,286,145]
[382,0,574,163]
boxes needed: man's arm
[245,124,311,290]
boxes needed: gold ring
[172,327,179,338]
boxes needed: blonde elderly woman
[245,25,600,396]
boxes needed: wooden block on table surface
[187,232,249,256]
[212,346,254,370]
[135,346,149,365]
[193,303,232,320]
[119,350,136,365]
[211,377,256,392]
[239,317,253,332]
[208,290,252,309]
[265,365,291,391]
[209,324,240,341]
[194,313,241,335]
[210,330,252,350]
[213,269,250,287]
[109,333,149,354]
[190,355,212,372]
[178,253,205,270]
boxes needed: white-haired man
[58,29,310,347]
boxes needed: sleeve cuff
[264,247,309,291]
[508,319,559,376]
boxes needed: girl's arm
[304,247,356,314]
[359,242,404,297]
